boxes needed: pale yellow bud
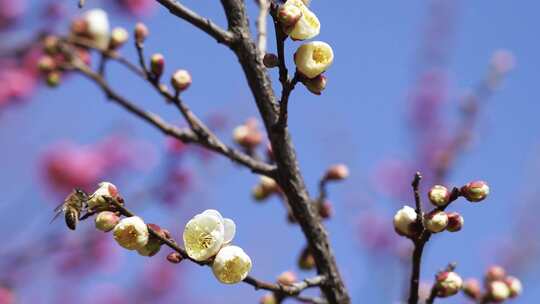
[109,27,128,50]
[294,41,334,79]
[113,216,149,250]
[171,69,192,92]
[283,0,320,41]
[212,245,252,284]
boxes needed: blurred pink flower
[0,286,15,304]
[372,159,414,200]
[0,0,25,29]
[111,0,157,17]
[358,212,399,255]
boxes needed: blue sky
[1,0,539,302]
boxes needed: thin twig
[256,0,270,57]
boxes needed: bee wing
[50,209,63,224]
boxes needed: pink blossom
[0,286,15,304]
[0,0,25,29]
[111,0,156,17]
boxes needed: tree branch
[219,1,351,303]
[153,0,235,46]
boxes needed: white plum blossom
[183,209,236,261]
[113,216,149,250]
[212,245,252,284]
[88,181,119,209]
[283,0,320,40]
[83,9,110,49]
[294,41,334,79]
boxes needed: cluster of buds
[463,266,522,302]
[37,35,66,88]
[252,175,280,201]
[232,118,264,150]
[276,0,334,94]
[394,180,489,238]
[183,210,252,284]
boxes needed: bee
[51,188,89,230]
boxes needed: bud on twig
[150,53,165,78]
[167,252,183,264]
[485,265,506,282]
[263,53,279,68]
[171,69,192,93]
[109,27,128,50]
[428,185,450,207]
[324,163,349,181]
[38,56,56,73]
[95,211,120,232]
[277,3,303,29]
[504,276,522,298]
[318,201,333,219]
[436,271,463,297]
[302,74,327,95]
[446,212,464,232]
[393,205,421,237]
[487,280,510,302]
[298,247,316,270]
[463,278,482,300]
[424,211,449,233]
[46,71,61,87]
[277,271,297,285]
[260,293,277,304]
[461,180,489,202]
[134,22,149,45]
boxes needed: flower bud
[70,18,88,37]
[446,212,464,232]
[137,223,165,257]
[424,211,448,233]
[83,9,110,49]
[232,119,263,149]
[260,293,277,304]
[171,69,192,93]
[436,271,463,297]
[277,3,303,29]
[298,247,316,270]
[294,41,334,79]
[113,216,149,250]
[46,71,61,87]
[485,265,506,282]
[43,35,60,55]
[277,271,297,286]
[134,22,149,45]
[167,252,183,264]
[463,278,482,300]
[260,176,279,193]
[428,185,450,207]
[461,180,489,202]
[252,184,271,201]
[504,276,522,298]
[491,49,515,75]
[88,181,119,209]
[324,164,349,180]
[302,74,327,95]
[38,56,56,73]
[282,0,320,41]
[150,53,165,78]
[109,27,129,50]
[318,201,333,219]
[263,53,279,68]
[488,280,510,302]
[393,206,420,237]
[212,245,252,284]
[95,211,120,232]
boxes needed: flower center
[312,48,328,64]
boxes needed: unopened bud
[461,180,489,202]
[95,211,120,232]
[277,271,297,286]
[393,205,421,237]
[260,293,277,304]
[504,276,522,298]
[167,252,183,264]
[232,120,263,149]
[488,280,510,302]
[46,71,61,87]
[425,211,448,233]
[277,3,303,29]
[171,69,192,93]
[70,18,88,37]
[302,74,327,95]
[38,56,56,73]
[428,185,450,207]
[134,22,149,45]
[252,184,271,201]
[298,247,316,270]
[294,41,334,79]
[463,278,482,300]
[319,201,333,219]
[109,27,128,50]
[43,35,60,55]
[446,212,464,232]
[485,265,506,282]
[324,163,349,180]
[436,271,463,297]
[263,53,279,68]
[150,53,165,78]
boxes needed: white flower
[424,211,449,233]
[283,0,320,41]
[183,209,236,261]
[83,9,110,49]
[393,205,419,237]
[87,182,119,210]
[113,216,149,250]
[212,245,252,284]
[294,41,334,79]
